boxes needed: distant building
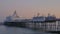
[45,13,56,21]
[32,16,45,22]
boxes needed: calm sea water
[0,25,56,34]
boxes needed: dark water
[0,25,56,34]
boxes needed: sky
[0,0,60,22]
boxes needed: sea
[0,25,57,34]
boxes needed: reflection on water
[0,25,55,34]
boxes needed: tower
[48,13,50,17]
[12,10,19,18]
[37,13,40,17]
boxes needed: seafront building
[5,10,26,22]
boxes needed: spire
[37,13,40,17]
[13,10,17,16]
[12,10,19,18]
[48,13,50,16]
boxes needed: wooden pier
[22,20,60,33]
[4,19,60,34]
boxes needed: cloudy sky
[0,0,60,22]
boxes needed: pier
[22,20,60,33]
[4,10,60,33]
[4,20,60,34]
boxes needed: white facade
[5,10,25,22]
[32,16,45,22]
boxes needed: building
[5,10,27,22]
[45,13,56,22]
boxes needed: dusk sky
[0,0,60,22]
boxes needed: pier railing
[25,20,60,32]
